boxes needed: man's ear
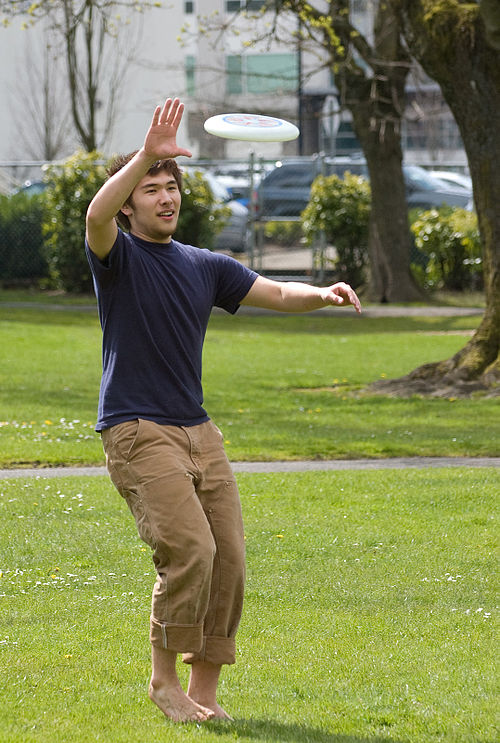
[121,203,133,216]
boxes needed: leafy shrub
[42,150,107,293]
[410,207,482,290]
[176,169,230,249]
[301,172,371,288]
[41,158,231,293]
[0,190,48,283]
[264,220,303,247]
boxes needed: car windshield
[404,165,445,192]
[267,164,315,187]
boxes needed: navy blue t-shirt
[85,230,258,431]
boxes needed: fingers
[346,286,362,314]
[331,282,362,313]
[151,105,161,127]
[159,97,184,127]
[172,101,185,130]
[159,98,173,124]
[144,97,191,160]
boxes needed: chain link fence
[0,156,325,288]
[0,162,49,285]
[0,154,471,288]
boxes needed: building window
[226,1,265,11]
[227,56,243,94]
[184,1,194,12]
[226,53,298,95]
[185,55,196,96]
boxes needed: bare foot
[187,660,233,721]
[188,694,233,720]
[148,681,215,723]
[208,702,233,721]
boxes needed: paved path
[0,457,498,479]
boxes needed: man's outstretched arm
[85,98,191,260]
[240,275,362,314]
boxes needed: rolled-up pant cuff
[183,636,237,666]
[150,617,203,653]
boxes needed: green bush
[264,220,303,247]
[176,169,230,249]
[42,150,107,294]
[410,207,482,291]
[0,191,48,283]
[41,159,231,293]
[301,172,371,288]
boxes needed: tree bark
[351,97,423,302]
[334,1,424,302]
[372,0,500,396]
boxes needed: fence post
[247,151,256,272]
[312,152,327,284]
[249,153,266,274]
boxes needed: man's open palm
[144,98,192,160]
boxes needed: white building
[1,1,334,165]
[0,0,465,184]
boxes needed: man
[85,97,361,724]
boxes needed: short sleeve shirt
[85,230,258,430]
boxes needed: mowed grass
[1,300,498,466]
[0,468,497,742]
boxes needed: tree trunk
[373,1,500,396]
[238,1,425,302]
[351,100,424,302]
[336,1,424,302]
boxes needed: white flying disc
[204,113,299,142]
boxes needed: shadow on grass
[205,717,407,743]
[209,312,481,337]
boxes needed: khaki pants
[101,418,245,666]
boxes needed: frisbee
[204,113,299,142]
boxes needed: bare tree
[2,0,146,152]
[10,34,72,160]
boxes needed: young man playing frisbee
[85,97,361,724]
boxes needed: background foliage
[0,191,47,283]
[0,157,483,296]
[301,172,371,289]
[42,150,107,294]
[175,168,230,249]
[411,207,482,291]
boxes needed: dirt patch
[368,369,500,399]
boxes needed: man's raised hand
[143,98,192,161]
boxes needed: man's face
[122,171,182,243]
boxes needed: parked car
[404,166,471,209]
[256,158,472,217]
[211,163,270,208]
[214,173,252,207]
[13,180,47,196]
[183,169,249,253]
[428,170,473,192]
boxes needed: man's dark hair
[107,151,183,231]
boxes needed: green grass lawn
[0,298,498,466]
[1,468,497,742]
